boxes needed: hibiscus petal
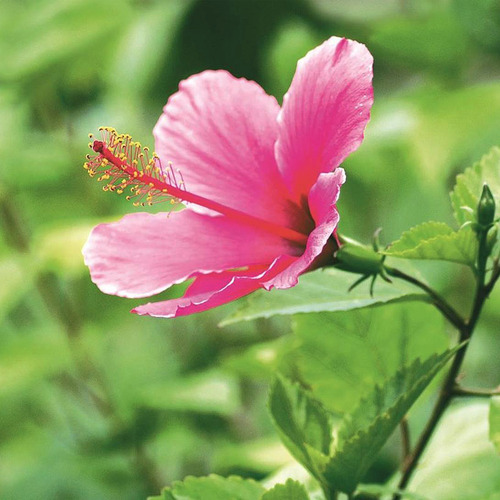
[132,257,296,318]
[82,210,295,299]
[154,70,301,227]
[264,169,345,290]
[276,37,373,203]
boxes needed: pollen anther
[84,127,185,207]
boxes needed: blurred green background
[1,0,500,498]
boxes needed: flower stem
[393,227,494,498]
[452,385,500,397]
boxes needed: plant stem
[399,417,411,465]
[393,228,493,498]
[384,266,465,330]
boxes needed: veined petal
[82,210,295,299]
[276,37,373,204]
[154,70,305,228]
[132,257,296,318]
[264,170,345,290]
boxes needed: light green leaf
[261,479,309,500]
[383,221,477,265]
[268,377,332,481]
[451,147,500,225]
[490,396,500,453]
[153,475,265,500]
[324,347,461,494]
[140,370,240,416]
[293,303,448,415]
[409,401,500,499]
[221,268,427,326]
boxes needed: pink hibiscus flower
[82,36,373,318]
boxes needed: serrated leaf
[409,401,500,499]
[293,303,448,415]
[221,268,427,326]
[155,474,265,500]
[451,147,500,225]
[261,479,309,500]
[490,396,500,453]
[383,221,477,265]
[268,377,332,481]
[323,347,461,494]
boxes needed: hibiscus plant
[83,37,500,500]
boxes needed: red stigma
[93,140,105,153]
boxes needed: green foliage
[490,397,500,454]
[383,222,477,266]
[149,474,265,500]
[261,479,310,500]
[269,348,459,495]
[323,348,460,494]
[268,377,332,481]
[293,303,447,414]
[221,268,427,326]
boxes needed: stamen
[84,127,309,246]
[84,127,184,207]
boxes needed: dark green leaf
[268,376,332,481]
[323,347,461,494]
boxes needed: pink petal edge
[276,36,373,203]
[83,210,295,299]
[132,256,296,318]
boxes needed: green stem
[393,228,493,498]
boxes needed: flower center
[84,127,309,246]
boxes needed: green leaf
[323,347,461,494]
[383,221,477,265]
[268,376,332,481]
[221,268,427,326]
[153,475,265,500]
[293,303,448,415]
[490,396,500,453]
[451,147,500,226]
[261,479,309,500]
[409,401,500,499]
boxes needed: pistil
[84,128,308,246]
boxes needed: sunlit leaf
[150,474,265,500]
[383,222,477,266]
[221,268,427,326]
[261,479,309,500]
[409,401,500,499]
[490,396,500,454]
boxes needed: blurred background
[1,0,500,498]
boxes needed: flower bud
[334,236,384,276]
[477,184,496,227]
